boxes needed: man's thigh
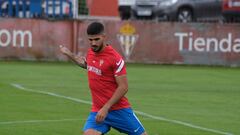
[83,112,110,134]
[106,108,146,135]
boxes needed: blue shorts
[83,108,145,135]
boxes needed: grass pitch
[0,61,240,135]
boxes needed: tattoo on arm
[73,55,87,69]
[76,57,87,69]
[66,53,87,69]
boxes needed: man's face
[88,34,105,52]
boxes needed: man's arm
[95,75,128,123]
[59,45,87,69]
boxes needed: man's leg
[141,132,148,135]
[104,108,147,135]
[83,112,110,134]
[83,129,102,135]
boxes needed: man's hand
[59,45,72,56]
[95,106,109,123]
[59,45,87,69]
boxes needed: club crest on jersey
[99,59,104,66]
[117,23,138,60]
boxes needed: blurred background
[0,0,240,22]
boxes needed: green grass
[0,61,240,135]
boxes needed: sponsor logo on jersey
[87,65,102,75]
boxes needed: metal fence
[0,0,74,19]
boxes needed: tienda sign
[0,29,32,48]
[175,32,240,53]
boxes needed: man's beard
[92,43,104,52]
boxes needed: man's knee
[83,129,102,135]
[141,132,148,135]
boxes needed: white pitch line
[0,117,162,125]
[134,111,233,135]
[10,83,233,135]
[11,83,92,105]
[0,119,81,125]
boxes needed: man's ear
[102,33,106,39]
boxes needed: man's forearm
[65,53,87,69]
[103,75,128,110]
[103,86,128,110]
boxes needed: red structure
[87,0,119,16]
[1,18,240,66]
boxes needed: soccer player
[60,22,147,135]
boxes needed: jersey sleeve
[112,55,127,77]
